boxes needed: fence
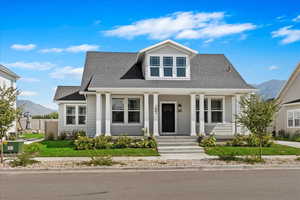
[17,118,58,133]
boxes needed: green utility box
[3,141,24,154]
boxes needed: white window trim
[111,95,143,126]
[196,96,225,125]
[64,104,86,126]
[147,54,191,80]
[287,109,300,128]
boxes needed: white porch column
[236,94,242,134]
[199,94,205,135]
[153,93,159,136]
[144,93,150,136]
[105,93,111,136]
[231,95,236,135]
[96,93,102,136]
[190,94,196,136]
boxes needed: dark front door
[162,103,175,133]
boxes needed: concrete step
[158,146,202,150]
[157,136,198,139]
[156,138,198,143]
[158,149,204,154]
[157,142,199,146]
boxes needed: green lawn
[20,133,44,140]
[37,140,159,157]
[205,144,300,156]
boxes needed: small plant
[24,143,43,154]
[9,153,40,167]
[74,136,95,150]
[73,130,86,140]
[113,135,133,148]
[200,135,216,147]
[243,155,265,164]
[94,135,113,149]
[80,156,121,166]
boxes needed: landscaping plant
[236,94,279,160]
[9,143,42,167]
[200,135,216,147]
[80,155,122,166]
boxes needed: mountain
[17,100,56,116]
[253,80,286,100]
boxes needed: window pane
[128,111,140,123]
[212,111,223,123]
[288,112,293,120]
[150,56,160,66]
[163,56,173,66]
[78,106,86,115]
[128,98,140,110]
[164,68,172,77]
[66,116,76,125]
[295,111,300,119]
[295,119,300,127]
[176,57,186,67]
[112,98,124,110]
[112,111,124,123]
[205,111,208,123]
[66,106,75,115]
[211,99,223,110]
[196,111,199,123]
[196,99,199,110]
[150,67,159,76]
[288,119,294,127]
[204,99,208,110]
[177,68,186,77]
[78,116,86,125]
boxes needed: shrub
[94,136,113,149]
[231,135,248,146]
[200,135,216,147]
[291,131,300,142]
[113,136,133,148]
[246,134,260,147]
[73,130,86,140]
[227,134,273,147]
[74,136,95,150]
[261,135,274,147]
[9,153,40,167]
[80,156,121,166]
[24,143,42,154]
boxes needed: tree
[236,94,279,160]
[0,86,19,163]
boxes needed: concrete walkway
[275,140,300,148]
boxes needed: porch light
[178,104,183,112]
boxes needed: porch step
[157,142,199,147]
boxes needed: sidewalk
[275,140,300,148]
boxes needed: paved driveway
[1,169,300,200]
[275,140,300,148]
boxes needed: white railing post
[153,93,159,136]
[144,93,149,136]
[105,93,111,136]
[96,93,102,136]
[190,93,196,136]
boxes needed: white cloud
[272,26,300,44]
[5,61,55,70]
[40,44,99,53]
[268,65,279,71]
[50,66,83,79]
[20,91,38,97]
[19,77,40,82]
[10,44,36,51]
[293,15,300,22]
[104,11,256,41]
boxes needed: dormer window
[150,56,160,77]
[163,56,173,77]
[176,57,186,77]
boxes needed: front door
[161,103,176,133]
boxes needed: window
[112,98,124,123]
[128,98,140,123]
[66,106,76,125]
[150,56,160,77]
[288,110,300,128]
[196,98,222,124]
[176,57,186,77]
[163,56,173,77]
[78,106,86,125]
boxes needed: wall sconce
[178,104,183,112]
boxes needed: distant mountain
[253,80,286,100]
[17,100,56,116]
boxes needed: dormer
[138,40,198,80]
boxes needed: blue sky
[1,0,300,109]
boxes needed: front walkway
[275,140,300,148]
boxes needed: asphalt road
[1,169,300,200]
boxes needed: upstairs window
[176,57,186,77]
[150,56,160,77]
[163,56,173,77]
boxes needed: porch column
[96,92,102,136]
[231,95,236,135]
[190,94,196,136]
[105,93,111,136]
[236,94,242,134]
[199,94,205,135]
[153,93,159,136]
[144,93,150,136]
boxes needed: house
[0,64,20,133]
[275,62,300,135]
[54,40,256,138]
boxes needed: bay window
[287,110,300,128]
[112,97,142,124]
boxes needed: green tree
[236,94,279,160]
[0,86,19,163]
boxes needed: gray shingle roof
[54,86,85,101]
[0,64,20,79]
[80,52,254,90]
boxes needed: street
[1,169,300,200]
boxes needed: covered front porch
[86,89,247,137]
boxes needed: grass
[36,140,159,157]
[19,133,44,140]
[205,144,300,156]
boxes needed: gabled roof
[284,98,300,105]
[54,86,85,101]
[0,64,20,79]
[80,52,254,90]
[277,62,300,101]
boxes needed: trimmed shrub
[24,143,43,154]
[80,156,121,166]
[74,136,95,150]
[200,135,216,147]
[227,134,273,147]
[94,136,113,149]
[113,136,133,148]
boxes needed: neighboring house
[275,62,300,135]
[0,64,20,133]
[54,40,256,138]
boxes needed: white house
[54,40,256,138]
